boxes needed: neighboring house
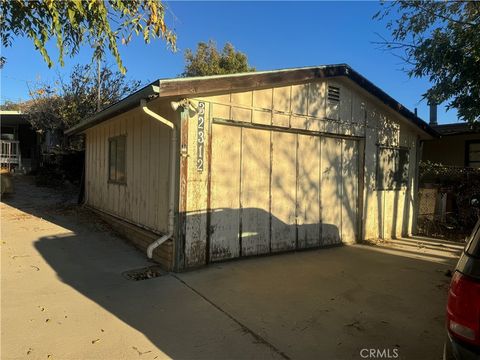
[66,64,436,271]
[422,106,480,168]
[417,106,480,238]
[0,111,40,173]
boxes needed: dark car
[444,201,480,360]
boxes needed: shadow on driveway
[5,177,456,359]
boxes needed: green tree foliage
[375,1,480,123]
[182,41,255,77]
[25,63,141,133]
[0,0,176,73]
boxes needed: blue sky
[1,1,458,124]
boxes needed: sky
[1,1,459,125]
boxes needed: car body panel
[445,217,480,360]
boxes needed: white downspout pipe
[141,99,177,259]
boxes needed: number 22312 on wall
[197,102,205,172]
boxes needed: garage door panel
[209,124,241,261]
[341,139,358,244]
[321,137,342,245]
[271,131,297,252]
[208,121,359,261]
[297,134,321,248]
[241,128,270,256]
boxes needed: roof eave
[65,82,160,136]
[342,67,438,139]
[65,64,438,138]
[156,64,349,98]
[156,64,437,138]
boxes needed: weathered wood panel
[383,191,395,238]
[403,135,417,236]
[133,112,142,225]
[87,129,94,206]
[395,189,406,238]
[183,100,210,267]
[271,131,297,252]
[272,86,291,128]
[200,78,372,139]
[362,112,418,240]
[240,128,270,256]
[178,76,425,267]
[341,139,358,244]
[252,89,272,125]
[149,119,159,229]
[96,126,103,208]
[308,82,325,118]
[209,124,241,261]
[231,91,252,122]
[140,115,150,226]
[84,99,175,235]
[362,120,379,240]
[321,136,342,245]
[124,118,133,222]
[112,120,119,216]
[291,83,309,115]
[340,85,353,124]
[204,123,360,258]
[297,134,321,248]
[290,115,310,131]
[98,124,105,210]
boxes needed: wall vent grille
[328,85,340,102]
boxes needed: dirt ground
[1,176,461,360]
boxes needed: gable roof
[65,64,438,137]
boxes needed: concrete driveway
[1,177,459,360]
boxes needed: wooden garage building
[66,64,437,271]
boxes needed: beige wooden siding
[241,128,271,256]
[181,77,421,267]
[197,79,365,137]
[183,102,210,267]
[209,124,242,262]
[84,99,177,234]
[342,138,359,243]
[362,104,419,240]
[270,130,296,252]
[320,137,343,245]
[199,121,358,265]
[297,134,321,248]
[84,75,422,269]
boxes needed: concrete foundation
[87,206,174,271]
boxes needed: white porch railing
[0,140,21,170]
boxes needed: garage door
[209,122,358,262]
